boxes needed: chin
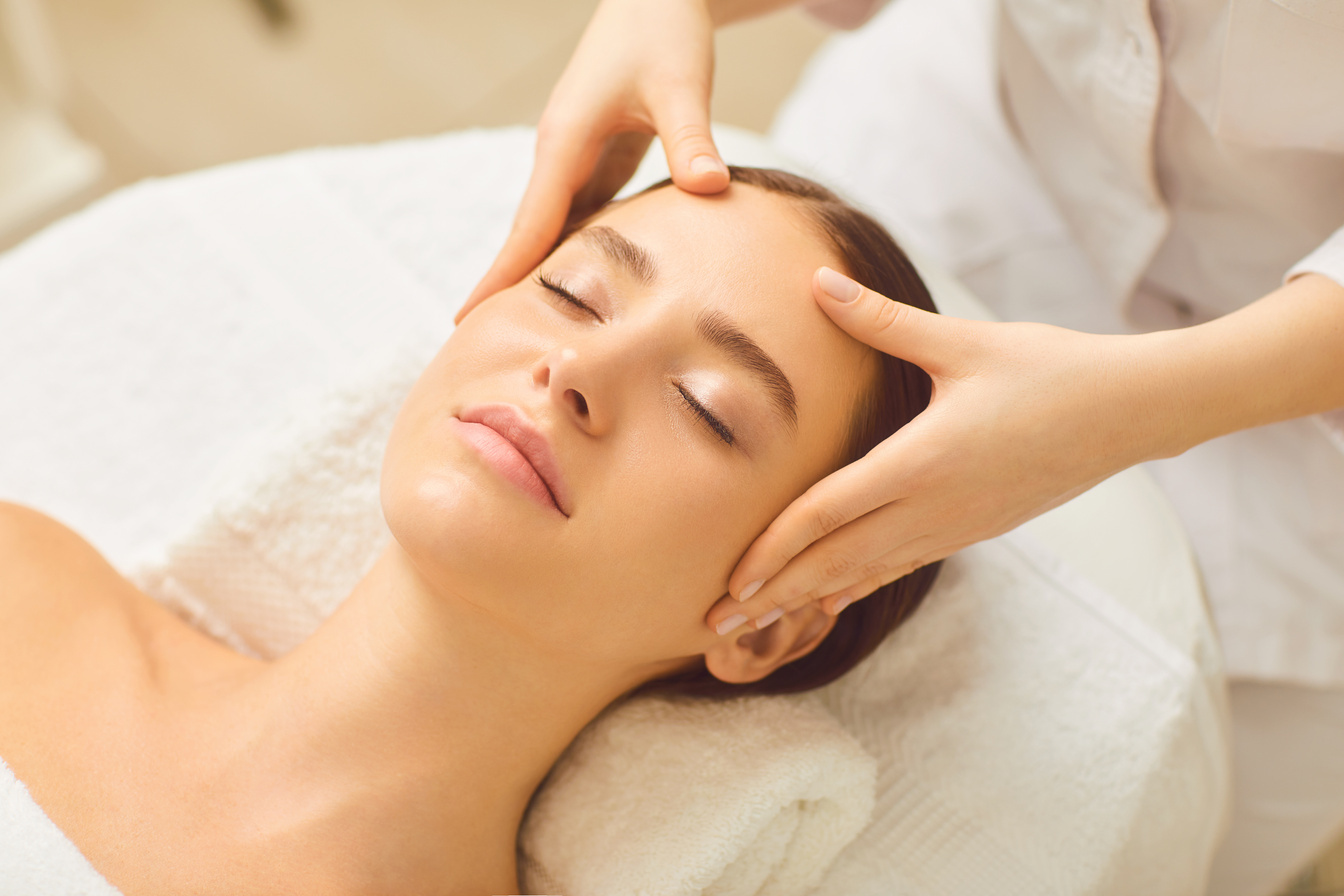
[381,465,546,589]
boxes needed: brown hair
[552,167,942,696]
[635,167,943,696]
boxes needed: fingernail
[690,154,728,178]
[817,266,861,303]
[755,607,785,629]
[831,594,855,615]
[715,614,748,636]
[738,579,764,602]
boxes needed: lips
[452,404,571,517]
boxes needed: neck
[200,543,646,892]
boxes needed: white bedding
[0,126,1228,895]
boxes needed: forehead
[593,183,832,286]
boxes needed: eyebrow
[696,310,798,432]
[579,225,657,285]
[577,224,798,431]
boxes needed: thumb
[651,92,729,195]
[813,266,967,373]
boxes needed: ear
[703,604,837,685]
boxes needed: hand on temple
[707,266,1169,633]
[457,0,732,323]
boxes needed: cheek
[451,294,556,372]
[568,444,785,623]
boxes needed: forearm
[1133,273,1344,460]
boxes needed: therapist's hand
[708,267,1171,633]
[457,0,730,323]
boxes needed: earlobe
[703,605,837,685]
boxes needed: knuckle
[856,560,893,589]
[820,550,860,583]
[871,294,910,335]
[798,494,850,541]
[760,576,810,610]
[895,556,930,580]
[660,120,712,154]
[859,568,896,597]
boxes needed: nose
[532,346,605,434]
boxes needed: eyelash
[535,272,599,319]
[677,385,735,446]
[536,271,735,447]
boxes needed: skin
[0,182,873,896]
[465,0,1344,632]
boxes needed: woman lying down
[0,168,940,895]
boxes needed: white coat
[784,0,1344,690]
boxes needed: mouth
[451,404,571,517]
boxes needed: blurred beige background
[0,0,828,248]
[2,2,1342,891]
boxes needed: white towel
[129,344,430,658]
[519,696,876,896]
[0,759,119,896]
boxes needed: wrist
[1118,328,1212,462]
[1116,273,1344,461]
[1051,330,1194,475]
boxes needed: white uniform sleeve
[801,0,891,29]
[1286,225,1344,452]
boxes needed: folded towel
[0,758,119,896]
[130,343,431,658]
[519,696,876,896]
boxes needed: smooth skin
[462,0,1344,631]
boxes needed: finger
[813,545,941,616]
[728,454,899,601]
[817,588,864,617]
[648,87,729,195]
[708,537,931,635]
[459,122,608,322]
[706,593,752,635]
[812,569,900,618]
[728,519,928,625]
[741,502,916,613]
[813,266,974,373]
[727,536,944,632]
[709,542,919,634]
[570,131,656,220]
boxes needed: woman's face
[382,183,874,673]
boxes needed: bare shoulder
[0,501,122,605]
[0,502,140,673]
[0,500,105,566]
[0,499,80,547]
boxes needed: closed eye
[535,272,600,320]
[677,384,735,446]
